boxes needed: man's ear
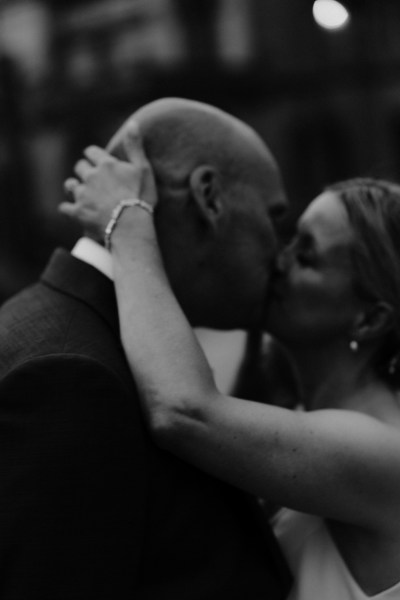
[189,165,224,228]
[351,301,394,343]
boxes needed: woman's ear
[189,165,224,228]
[351,301,395,343]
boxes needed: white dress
[272,508,400,600]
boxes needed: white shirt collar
[71,237,114,280]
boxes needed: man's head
[107,98,287,329]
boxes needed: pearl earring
[349,340,359,352]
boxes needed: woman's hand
[59,120,157,241]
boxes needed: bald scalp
[107,97,278,197]
[104,98,284,329]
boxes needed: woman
[62,128,400,599]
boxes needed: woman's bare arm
[62,129,400,535]
[111,211,400,533]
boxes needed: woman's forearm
[62,139,400,530]
[111,211,219,431]
[109,210,400,530]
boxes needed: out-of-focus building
[2,0,400,300]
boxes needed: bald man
[0,98,291,599]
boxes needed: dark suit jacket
[0,249,291,599]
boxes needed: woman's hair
[326,177,400,386]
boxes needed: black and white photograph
[1,1,400,598]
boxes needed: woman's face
[265,191,363,345]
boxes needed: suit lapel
[40,248,120,335]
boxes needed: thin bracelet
[104,198,154,251]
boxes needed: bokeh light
[312,0,350,30]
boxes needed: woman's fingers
[123,120,147,166]
[60,176,84,217]
[74,158,94,180]
[58,201,77,217]
[123,120,158,208]
[84,145,110,165]
[64,177,80,195]
[60,133,158,231]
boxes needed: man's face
[129,106,288,330]
[210,172,288,329]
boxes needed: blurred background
[1,0,400,305]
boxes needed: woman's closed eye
[296,247,315,266]
[292,233,317,267]
[278,232,317,271]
